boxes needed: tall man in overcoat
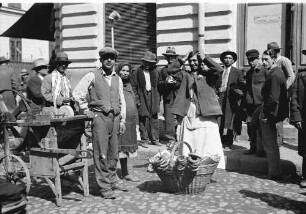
[217,51,245,150]
[73,47,127,199]
[244,49,268,155]
[260,49,288,180]
[131,51,161,148]
[290,49,306,187]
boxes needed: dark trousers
[221,129,234,147]
[259,111,281,177]
[92,112,120,191]
[163,102,176,141]
[276,120,284,145]
[139,114,159,143]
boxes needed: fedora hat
[32,58,48,70]
[302,50,306,55]
[162,47,179,56]
[267,42,282,50]
[142,51,157,63]
[54,52,72,64]
[220,50,237,62]
[0,56,10,64]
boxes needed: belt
[91,107,120,116]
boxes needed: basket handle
[170,141,193,162]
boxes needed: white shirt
[220,66,231,93]
[143,70,151,91]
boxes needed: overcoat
[290,70,306,156]
[131,66,160,117]
[216,66,245,129]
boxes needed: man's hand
[119,122,126,135]
[84,110,95,118]
[294,121,302,130]
[56,97,64,106]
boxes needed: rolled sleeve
[72,72,95,111]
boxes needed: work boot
[100,189,116,199]
[111,183,128,192]
[151,141,162,146]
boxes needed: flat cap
[99,47,118,58]
[245,49,259,59]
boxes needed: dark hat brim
[32,65,49,70]
[162,53,179,56]
[54,60,72,64]
[302,50,306,55]
[220,51,237,62]
[142,58,157,63]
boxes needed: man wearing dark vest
[73,47,127,199]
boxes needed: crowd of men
[0,41,306,199]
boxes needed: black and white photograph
[0,0,306,213]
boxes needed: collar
[101,67,116,76]
[224,65,232,71]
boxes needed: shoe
[138,141,149,148]
[244,149,256,155]
[299,180,306,188]
[100,189,116,199]
[147,163,154,172]
[123,174,140,182]
[223,146,232,151]
[151,141,162,146]
[111,184,128,192]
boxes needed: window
[10,38,22,62]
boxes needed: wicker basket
[154,141,219,194]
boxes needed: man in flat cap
[73,47,127,199]
[267,42,295,147]
[41,52,73,108]
[217,50,245,150]
[27,58,49,107]
[244,49,268,155]
[131,51,161,148]
[0,56,18,112]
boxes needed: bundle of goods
[148,141,220,194]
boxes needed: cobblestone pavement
[24,152,306,214]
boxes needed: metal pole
[198,2,205,56]
[111,22,114,49]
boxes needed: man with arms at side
[73,47,127,199]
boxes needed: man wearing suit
[244,49,268,155]
[27,58,49,107]
[217,50,245,150]
[131,51,161,148]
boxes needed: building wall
[156,3,237,65]
[54,3,104,88]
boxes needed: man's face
[37,67,48,77]
[188,55,198,72]
[56,62,69,74]
[101,54,116,72]
[262,54,273,70]
[223,54,234,67]
[247,57,259,69]
[165,55,177,64]
[142,60,155,70]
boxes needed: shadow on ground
[239,189,306,213]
